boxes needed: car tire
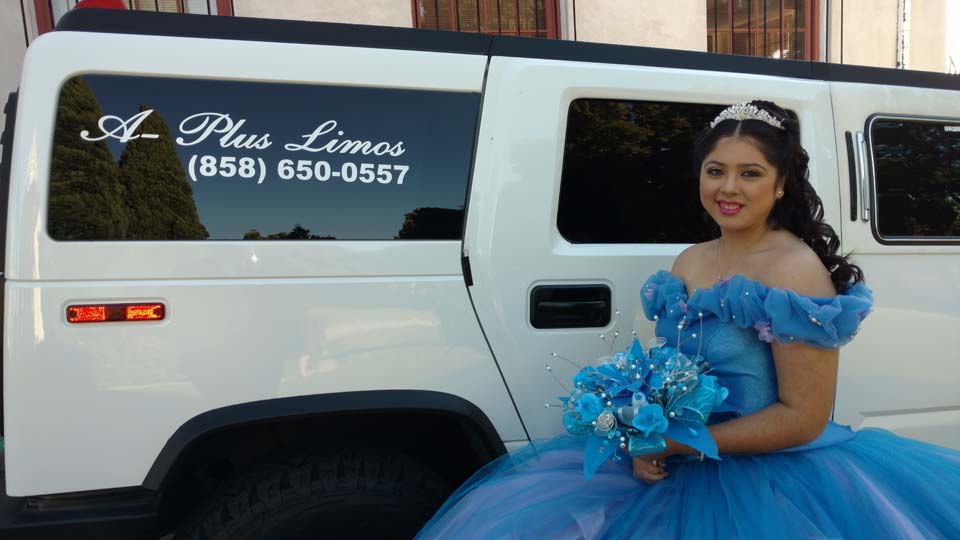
[174,446,451,540]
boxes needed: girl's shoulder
[756,233,835,298]
[670,239,717,281]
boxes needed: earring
[776,190,784,198]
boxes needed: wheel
[174,446,451,540]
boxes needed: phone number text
[187,155,410,185]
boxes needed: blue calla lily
[664,423,720,460]
[606,383,628,396]
[699,374,730,407]
[669,384,717,424]
[646,371,666,390]
[629,338,645,362]
[597,363,625,381]
[573,367,601,390]
[583,434,619,479]
[650,346,674,368]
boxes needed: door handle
[530,285,611,329]
[856,130,871,222]
[536,300,608,311]
[845,131,857,221]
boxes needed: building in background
[2,0,959,104]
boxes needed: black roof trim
[491,34,817,80]
[491,34,960,92]
[809,61,960,91]
[56,8,494,56]
[56,9,960,92]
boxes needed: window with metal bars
[706,0,818,60]
[412,0,558,38]
[40,0,233,34]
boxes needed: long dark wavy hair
[693,100,863,291]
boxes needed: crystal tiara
[709,102,785,130]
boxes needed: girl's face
[699,136,782,234]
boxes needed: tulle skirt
[416,429,960,540]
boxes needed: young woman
[416,101,960,540]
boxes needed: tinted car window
[557,100,725,244]
[48,75,479,240]
[871,117,960,239]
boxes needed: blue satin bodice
[641,271,874,451]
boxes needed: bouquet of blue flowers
[560,337,728,478]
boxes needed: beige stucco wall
[827,0,898,68]
[0,1,27,97]
[949,0,960,72]
[234,0,412,27]
[828,0,952,71]
[561,0,706,51]
[909,0,947,72]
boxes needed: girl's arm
[665,247,839,458]
[670,340,837,457]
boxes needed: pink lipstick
[717,200,743,216]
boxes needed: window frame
[35,0,234,34]
[866,112,960,245]
[706,0,819,61]
[411,0,559,39]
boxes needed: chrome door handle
[856,131,870,222]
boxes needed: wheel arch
[146,390,509,528]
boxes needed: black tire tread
[174,446,449,540]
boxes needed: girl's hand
[632,456,668,484]
[631,437,696,483]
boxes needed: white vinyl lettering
[284,120,405,156]
[284,120,339,152]
[177,113,272,149]
[86,109,412,187]
[80,109,159,142]
[272,159,411,185]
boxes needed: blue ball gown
[415,271,960,540]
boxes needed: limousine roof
[57,8,960,92]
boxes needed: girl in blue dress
[415,100,960,539]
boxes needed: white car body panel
[3,32,525,496]
[829,81,960,448]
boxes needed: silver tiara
[709,102,785,130]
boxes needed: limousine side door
[830,81,960,449]
[465,50,841,439]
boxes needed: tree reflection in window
[558,100,725,244]
[872,119,960,239]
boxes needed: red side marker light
[126,304,165,321]
[67,305,107,323]
[67,303,166,323]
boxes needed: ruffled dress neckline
[641,271,874,349]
